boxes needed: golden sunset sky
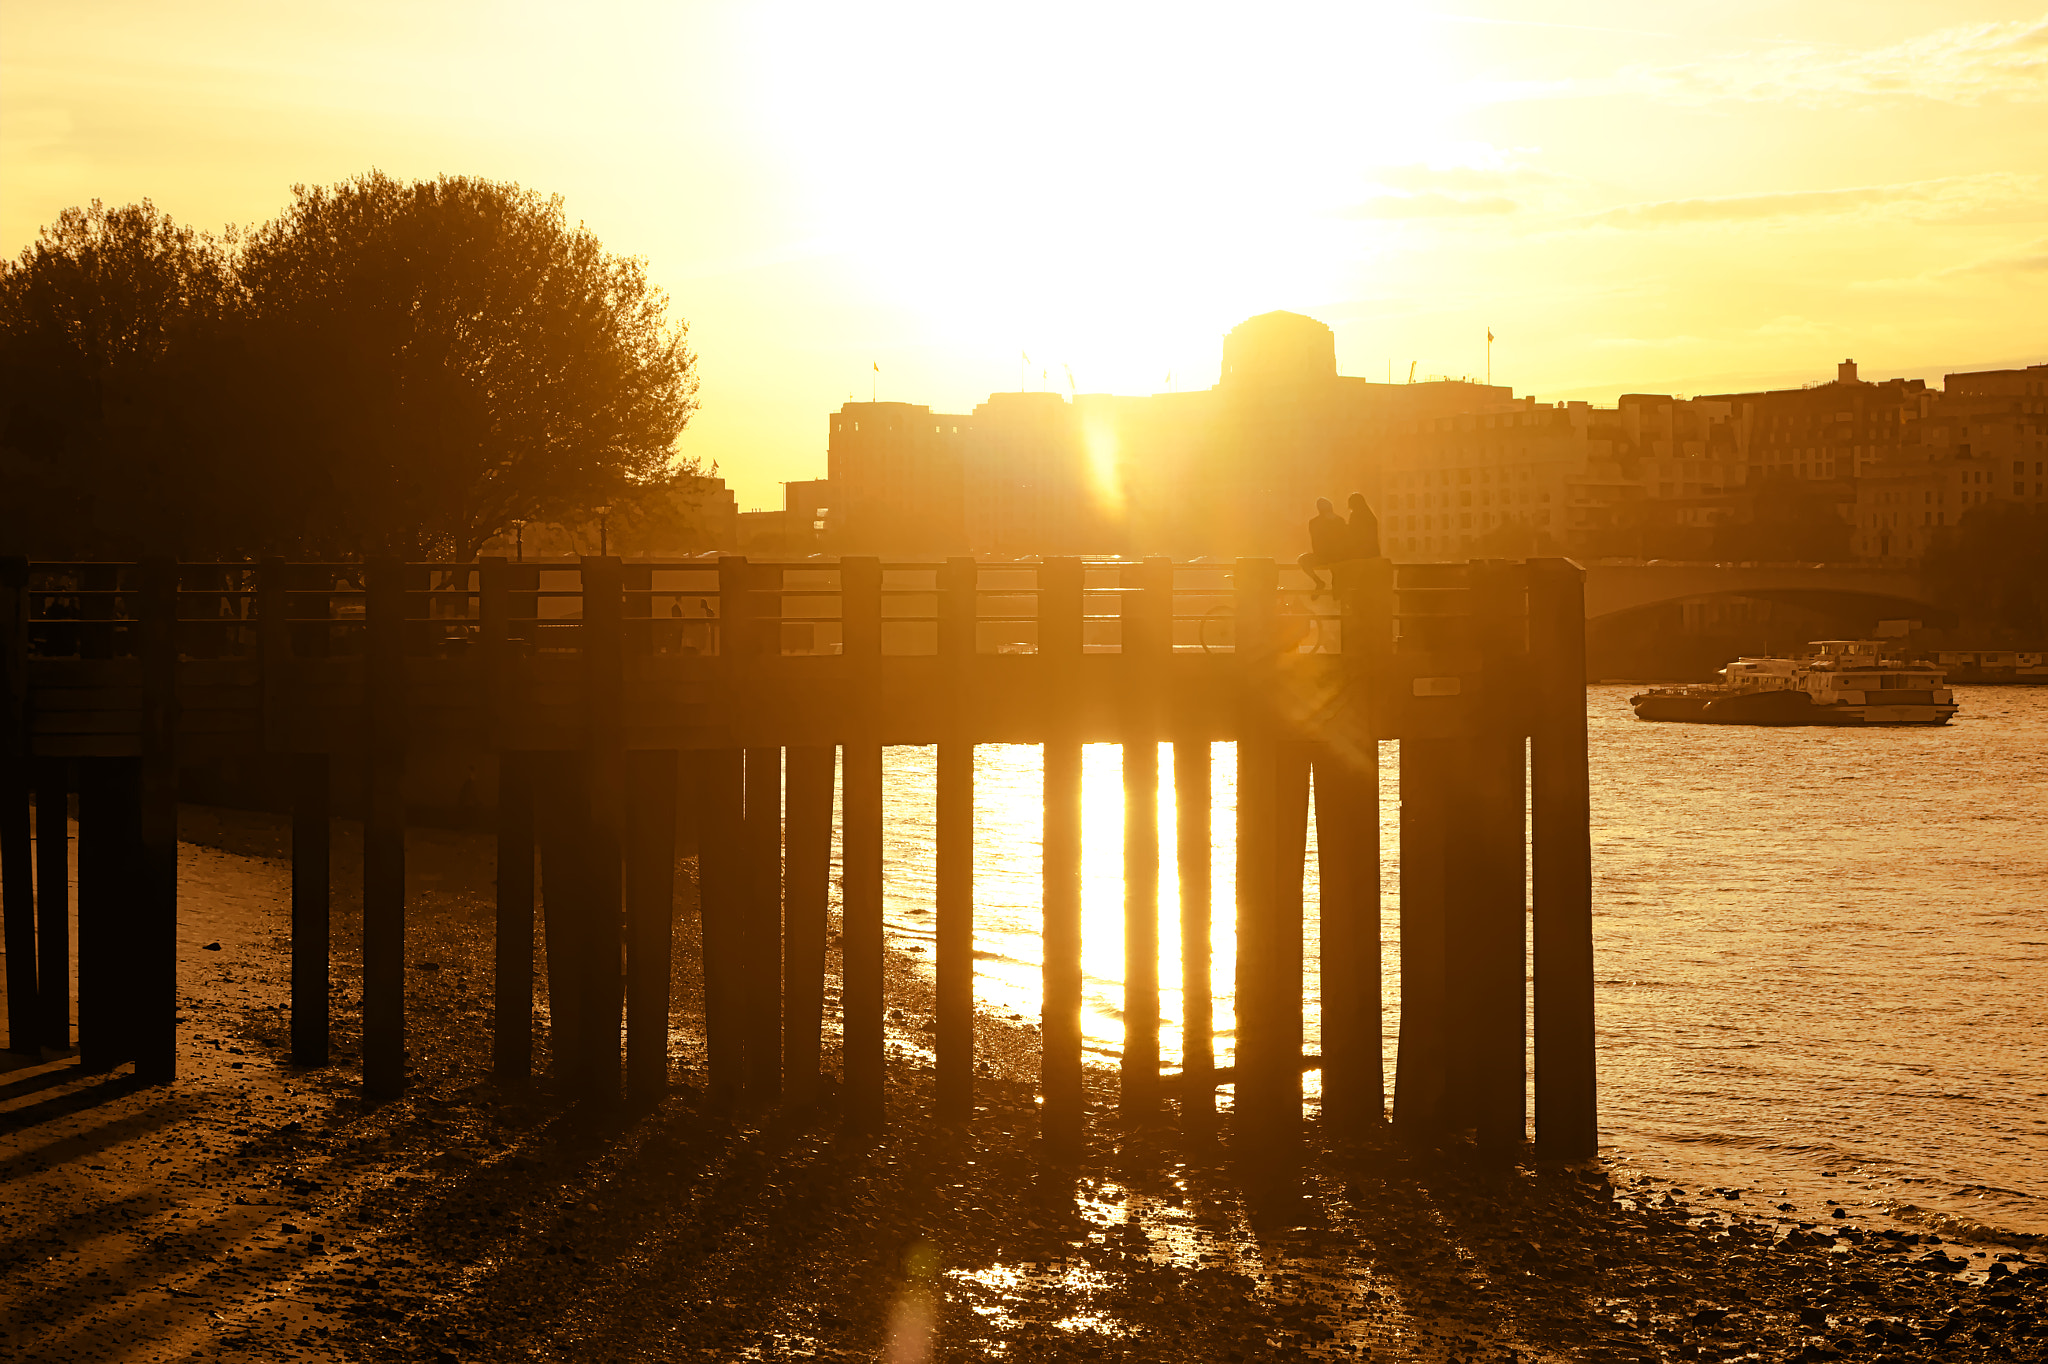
[5,1,2044,507]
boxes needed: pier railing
[1,554,1595,1178]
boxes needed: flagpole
[1486,328,1493,387]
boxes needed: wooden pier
[0,554,1596,1168]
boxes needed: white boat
[1630,640,1959,726]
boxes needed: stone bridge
[1579,561,1940,622]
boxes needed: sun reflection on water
[865,741,1401,1094]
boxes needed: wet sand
[2,807,2043,1362]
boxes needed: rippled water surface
[861,686,2046,1239]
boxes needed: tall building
[1847,362,2046,562]
[805,324,2042,566]
[824,402,968,554]
[1095,311,1513,557]
[1365,393,1746,561]
[962,391,1096,557]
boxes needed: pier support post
[840,556,885,1134]
[1234,559,1303,1191]
[537,753,593,1087]
[75,758,139,1072]
[1528,558,1596,1160]
[2,557,34,1053]
[696,748,745,1107]
[265,558,331,1070]
[479,557,531,1090]
[1040,556,1085,1160]
[1393,738,1450,1136]
[291,754,332,1068]
[1120,557,1170,1124]
[362,557,408,1101]
[581,555,626,1106]
[783,745,833,1110]
[33,760,68,1050]
[936,556,976,1123]
[1455,562,1529,1153]
[1318,558,1392,1134]
[494,752,535,1089]
[625,748,677,1106]
[1313,745,1381,1134]
[742,745,783,1108]
[1174,739,1213,1133]
[1,756,31,1054]
[132,558,179,1082]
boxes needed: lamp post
[597,504,612,558]
[511,519,526,563]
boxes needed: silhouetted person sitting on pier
[1299,497,1346,595]
[1346,491,1380,560]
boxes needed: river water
[864,686,2048,1241]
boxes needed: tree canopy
[1,174,699,560]
[1924,501,2048,639]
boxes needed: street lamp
[596,503,612,558]
[511,519,526,562]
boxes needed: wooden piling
[1392,737,1450,1136]
[361,557,408,1101]
[936,556,976,1122]
[1460,562,1529,1152]
[1120,557,1170,1123]
[1317,557,1392,1134]
[1312,746,1381,1133]
[1,558,34,1053]
[75,758,138,1072]
[262,558,331,1069]
[2,757,31,1054]
[131,558,179,1082]
[1271,742,1311,1163]
[782,745,833,1109]
[1527,558,1596,1160]
[1390,562,1472,1140]
[291,754,332,1068]
[625,748,678,1105]
[33,760,67,1050]
[581,555,626,1105]
[1233,558,1305,1177]
[695,748,746,1107]
[493,752,535,1089]
[1174,738,1213,1131]
[1040,556,1085,1159]
[479,556,531,1089]
[839,556,886,1134]
[742,744,783,1108]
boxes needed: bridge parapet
[1580,560,1935,620]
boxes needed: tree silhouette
[237,172,699,558]
[1,175,700,560]
[0,200,240,556]
[1924,502,2047,638]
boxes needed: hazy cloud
[1589,173,2043,230]
[1943,236,2048,277]
[1636,14,2048,106]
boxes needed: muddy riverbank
[2,807,2042,1362]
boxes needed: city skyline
[7,0,2046,508]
